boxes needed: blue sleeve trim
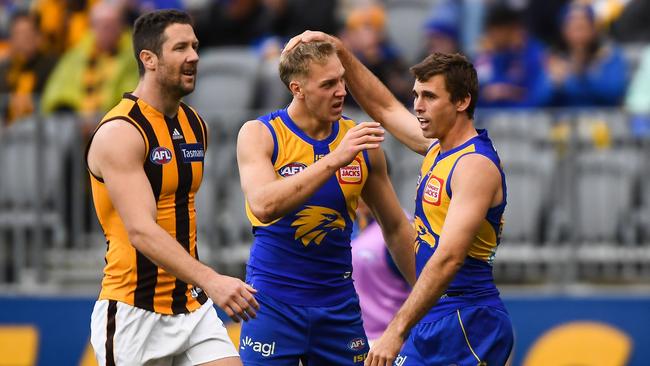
[446,152,474,198]
[259,119,279,164]
[362,149,371,174]
[446,150,505,199]
[427,140,440,153]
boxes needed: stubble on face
[155,24,199,100]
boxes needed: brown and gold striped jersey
[86,93,209,314]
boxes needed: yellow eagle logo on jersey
[414,215,437,254]
[291,206,346,246]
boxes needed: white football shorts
[90,299,238,365]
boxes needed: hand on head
[283,30,337,55]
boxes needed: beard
[157,63,196,100]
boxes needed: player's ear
[289,80,304,99]
[140,50,158,72]
[456,93,471,113]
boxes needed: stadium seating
[0,115,71,282]
[188,47,261,122]
[385,0,431,65]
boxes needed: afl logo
[150,147,173,165]
[278,162,307,177]
[348,337,366,351]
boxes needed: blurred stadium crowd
[1,0,650,292]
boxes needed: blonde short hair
[279,41,336,89]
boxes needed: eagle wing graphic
[292,206,346,246]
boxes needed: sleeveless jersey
[245,109,371,306]
[414,129,508,322]
[86,93,209,315]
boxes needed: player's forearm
[247,154,341,223]
[383,223,416,286]
[127,222,218,288]
[336,45,428,154]
[387,252,461,337]
[337,46,398,121]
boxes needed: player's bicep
[439,155,501,256]
[236,120,278,198]
[90,122,157,230]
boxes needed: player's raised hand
[330,122,384,167]
[283,30,338,54]
[205,274,259,323]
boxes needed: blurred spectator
[459,0,486,57]
[193,0,272,48]
[40,1,137,130]
[341,5,411,107]
[0,11,57,125]
[120,0,185,25]
[474,4,552,108]
[31,0,98,55]
[420,0,461,58]
[590,0,628,30]
[0,0,27,58]
[133,0,184,11]
[625,46,650,136]
[523,0,570,48]
[265,0,339,38]
[547,2,628,107]
[610,0,650,43]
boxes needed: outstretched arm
[87,120,259,323]
[285,31,433,156]
[365,154,503,366]
[361,148,416,286]
[237,120,385,223]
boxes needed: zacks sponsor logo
[338,157,362,184]
[240,336,276,357]
[423,175,444,206]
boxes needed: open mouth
[332,101,343,110]
[417,116,430,129]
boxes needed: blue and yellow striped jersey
[414,129,508,321]
[245,109,371,306]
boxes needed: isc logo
[150,147,173,165]
[353,352,368,363]
[348,337,366,351]
[278,162,307,177]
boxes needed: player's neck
[132,78,181,118]
[287,100,333,140]
[439,117,477,153]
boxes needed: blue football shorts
[394,305,513,366]
[239,291,370,365]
